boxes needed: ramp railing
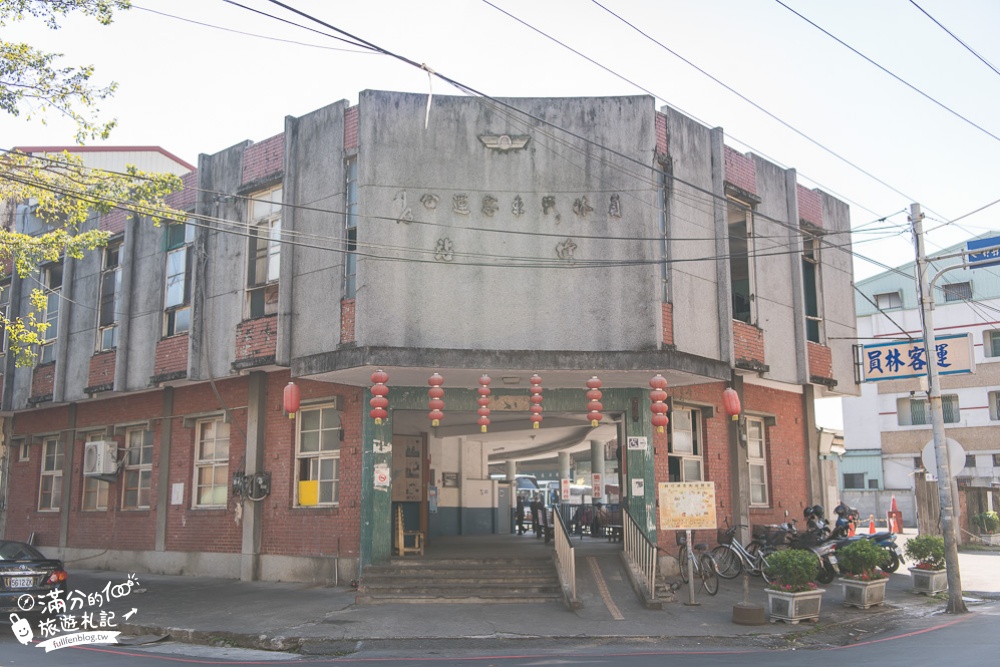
[552,509,577,603]
[623,507,657,601]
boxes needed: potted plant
[904,534,946,595]
[837,538,890,609]
[762,548,824,624]
[975,511,999,546]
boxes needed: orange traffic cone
[869,514,876,535]
[890,494,899,513]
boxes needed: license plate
[827,554,838,565]
[9,576,33,588]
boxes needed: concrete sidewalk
[59,548,996,656]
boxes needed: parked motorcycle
[783,506,840,585]
[833,503,903,572]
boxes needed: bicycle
[711,520,778,584]
[677,532,719,595]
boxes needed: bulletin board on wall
[392,434,425,502]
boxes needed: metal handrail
[552,509,577,603]
[623,507,658,601]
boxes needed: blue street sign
[967,236,1000,268]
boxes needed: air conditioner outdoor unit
[83,440,117,476]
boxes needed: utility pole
[910,203,968,614]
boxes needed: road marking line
[587,556,624,620]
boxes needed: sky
[6,0,1000,428]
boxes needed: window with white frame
[344,157,359,299]
[668,407,702,482]
[194,418,230,508]
[984,330,1000,358]
[746,417,768,506]
[942,281,972,302]
[98,243,122,351]
[39,263,62,364]
[296,404,342,506]
[989,391,1000,421]
[247,186,282,318]
[38,436,63,511]
[897,394,960,425]
[874,291,902,310]
[81,432,109,511]
[16,438,28,462]
[121,428,152,509]
[164,221,194,337]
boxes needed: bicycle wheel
[711,545,741,579]
[699,553,719,595]
[678,547,689,583]
[759,547,777,585]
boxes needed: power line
[774,0,1000,144]
[908,0,1000,78]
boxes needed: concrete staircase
[356,556,563,604]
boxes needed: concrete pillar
[591,440,606,500]
[505,460,517,482]
[785,167,810,385]
[241,371,267,581]
[115,214,138,391]
[155,387,174,552]
[729,374,751,545]
[711,126,734,366]
[558,451,571,483]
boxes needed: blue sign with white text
[967,236,1000,268]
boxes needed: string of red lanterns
[586,376,603,427]
[477,374,492,432]
[649,374,669,433]
[428,373,445,427]
[369,370,389,425]
[528,373,543,429]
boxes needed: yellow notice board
[658,481,717,531]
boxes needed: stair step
[356,592,562,605]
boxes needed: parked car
[0,540,68,614]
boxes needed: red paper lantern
[722,387,741,421]
[649,374,669,433]
[428,373,445,426]
[283,381,301,419]
[586,376,603,427]
[477,374,492,432]
[529,373,543,429]
[369,370,389,425]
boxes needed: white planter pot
[980,533,1000,546]
[766,588,825,624]
[909,567,947,595]
[840,577,888,609]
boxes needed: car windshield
[0,541,45,561]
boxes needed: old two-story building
[0,91,857,584]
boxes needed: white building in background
[842,233,1000,526]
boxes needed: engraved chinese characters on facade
[555,238,577,263]
[420,194,440,210]
[393,191,413,224]
[573,195,593,218]
[542,196,561,223]
[511,195,525,218]
[453,194,470,215]
[434,237,455,262]
[481,195,499,217]
[608,194,622,218]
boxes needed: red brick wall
[733,320,765,366]
[259,373,364,560]
[661,302,674,346]
[235,315,277,363]
[652,382,809,552]
[655,112,668,155]
[345,106,359,151]
[154,334,189,377]
[8,406,73,546]
[340,299,355,344]
[31,364,55,401]
[88,351,116,389]
[7,372,364,562]
[241,133,284,186]
[724,146,757,195]
[797,184,823,228]
[101,210,127,235]
[807,342,833,379]
[165,171,198,211]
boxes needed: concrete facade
[0,92,857,584]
